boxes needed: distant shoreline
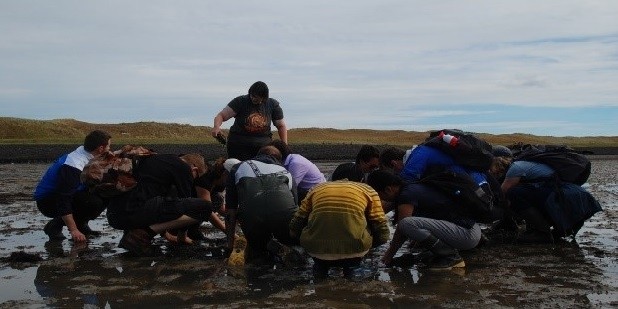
[1,144,617,163]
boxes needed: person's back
[400,145,459,181]
[505,160,555,183]
[284,153,326,200]
[225,150,298,262]
[108,154,197,213]
[268,139,325,200]
[401,145,487,185]
[330,162,361,181]
[232,158,297,217]
[289,180,389,278]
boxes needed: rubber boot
[419,235,465,270]
[43,218,66,241]
[186,224,206,241]
[77,220,101,237]
[517,207,554,244]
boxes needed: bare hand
[70,230,87,243]
[211,127,221,138]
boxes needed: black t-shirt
[228,95,284,138]
[330,162,364,182]
[109,154,196,211]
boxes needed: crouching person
[34,130,112,242]
[106,153,212,256]
[289,180,390,279]
[367,170,481,270]
[224,146,299,263]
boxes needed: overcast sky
[1,1,617,137]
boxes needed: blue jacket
[34,146,92,216]
[400,145,487,185]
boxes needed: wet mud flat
[0,158,616,308]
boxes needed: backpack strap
[246,160,263,177]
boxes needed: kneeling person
[106,153,212,255]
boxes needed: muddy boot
[119,229,156,256]
[420,235,465,270]
[267,239,306,266]
[517,207,554,244]
[43,218,66,241]
[312,260,329,280]
[77,221,101,237]
[186,225,206,242]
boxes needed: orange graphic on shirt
[245,112,268,133]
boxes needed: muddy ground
[0,158,616,308]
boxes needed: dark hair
[269,139,290,160]
[199,157,227,192]
[248,81,269,98]
[366,169,403,193]
[257,145,282,162]
[379,147,405,169]
[83,130,111,152]
[356,145,380,164]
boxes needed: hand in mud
[69,241,88,258]
[70,230,87,243]
[381,254,393,267]
[162,230,194,245]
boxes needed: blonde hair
[180,153,207,177]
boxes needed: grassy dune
[1,117,617,147]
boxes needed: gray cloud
[1,1,617,136]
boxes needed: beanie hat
[492,145,513,158]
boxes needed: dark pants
[312,257,363,275]
[507,183,555,231]
[36,191,107,225]
[107,196,212,230]
[240,211,297,261]
[226,134,271,161]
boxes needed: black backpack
[418,170,501,223]
[423,129,494,172]
[512,144,591,185]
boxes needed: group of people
[34,81,601,279]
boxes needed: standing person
[106,153,213,255]
[211,81,288,161]
[330,145,380,182]
[269,139,326,201]
[34,130,112,242]
[289,180,390,279]
[224,146,298,263]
